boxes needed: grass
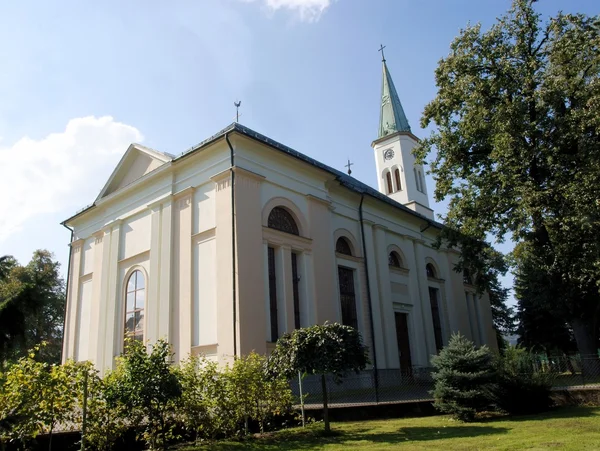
[177,406,600,450]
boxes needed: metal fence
[290,355,600,409]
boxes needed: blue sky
[1,0,597,300]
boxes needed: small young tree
[431,333,497,422]
[113,339,181,451]
[494,347,554,415]
[226,352,292,435]
[267,323,369,433]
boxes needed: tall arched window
[336,237,353,256]
[394,168,402,191]
[268,207,299,235]
[414,168,421,192]
[125,270,145,342]
[426,263,437,279]
[419,170,425,193]
[386,171,393,194]
[388,251,402,268]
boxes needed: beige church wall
[193,235,217,348]
[81,238,95,276]
[75,277,93,361]
[114,153,163,193]
[119,210,152,261]
[192,183,216,235]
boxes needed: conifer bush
[430,333,497,422]
[494,347,554,415]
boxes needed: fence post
[81,370,88,451]
[298,371,305,427]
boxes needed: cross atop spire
[378,49,411,138]
[378,44,386,62]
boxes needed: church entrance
[394,312,412,376]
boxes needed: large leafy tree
[267,323,369,433]
[416,0,600,358]
[0,251,65,366]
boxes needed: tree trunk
[320,374,330,434]
[571,318,600,378]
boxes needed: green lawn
[178,407,600,450]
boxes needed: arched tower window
[268,207,299,236]
[388,251,402,268]
[426,263,437,279]
[419,170,425,193]
[385,171,393,194]
[394,168,402,191]
[125,270,145,342]
[414,167,420,192]
[336,237,353,256]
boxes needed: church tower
[372,51,433,220]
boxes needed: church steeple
[378,57,411,138]
[372,48,433,219]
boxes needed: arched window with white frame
[125,270,145,343]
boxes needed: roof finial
[345,159,354,176]
[378,44,386,62]
[234,100,242,123]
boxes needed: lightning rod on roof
[234,100,242,123]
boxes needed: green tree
[431,334,497,422]
[416,0,600,360]
[0,251,65,366]
[113,339,181,451]
[267,323,369,433]
[514,244,577,355]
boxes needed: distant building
[62,57,497,375]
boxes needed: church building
[62,57,497,375]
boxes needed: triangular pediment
[96,144,173,200]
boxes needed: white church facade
[62,58,497,374]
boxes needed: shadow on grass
[176,424,510,450]
[480,406,599,424]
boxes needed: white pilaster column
[147,204,162,345]
[88,231,105,366]
[373,226,398,368]
[64,239,84,362]
[175,188,193,361]
[438,249,458,337]
[411,239,436,362]
[362,221,387,369]
[301,250,316,326]
[102,221,122,372]
[280,245,295,334]
[158,201,173,342]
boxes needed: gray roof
[65,122,442,230]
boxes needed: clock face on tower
[383,149,395,161]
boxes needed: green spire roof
[378,60,411,138]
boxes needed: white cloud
[243,0,335,22]
[0,116,143,242]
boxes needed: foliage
[267,323,369,432]
[514,243,578,355]
[0,345,81,449]
[415,0,600,358]
[112,339,182,451]
[494,347,554,415]
[431,334,497,422]
[177,355,237,440]
[82,366,129,451]
[0,251,65,366]
[226,353,293,435]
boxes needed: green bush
[494,347,554,415]
[431,333,497,422]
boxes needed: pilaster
[362,222,387,368]
[102,221,122,372]
[87,231,105,365]
[64,239,84,362]
[410,239,436,362]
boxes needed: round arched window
[389,252,402,268]
[426,263,437,279]
[336,237,353,256]
[125,270,145,342]
[268,207,299,236]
